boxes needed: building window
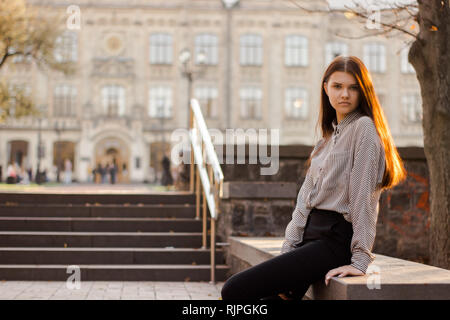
[363,43,386,73]
[149,33,173,65]
[285,35,308,67]
[54,84,77,117]
[402,94,422,123]
[148,86,172,118]
[54,31,78,63]
[8,84,31,117]
[240,87,262,119]
[240,34,263,66]
[285,87,308,119]
[401,46,415,74]
[325,42,348,65]
[195,86,218,118]
[195,34,218,65]
[101,85,125,116]
[8,46,32,64]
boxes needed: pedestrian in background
[64,159,72,184]
[6,162,16,184]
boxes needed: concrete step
[0,204,200,218]
[0,231,212,248]
[0,264,229,281]
[0,191,228,282]
[0,193,196,205]
[0,217,208,232]
[0,247,225,265]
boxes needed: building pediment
[91,57,135,78]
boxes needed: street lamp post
[157,102,165,184]
[222,0,239,129]
[54,121,64,183]
[36,118,43,185]
[179,48,206,192]
[158,102,166,151]
[178,48,206,129]
[35,105,46,185]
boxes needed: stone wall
[218,181,298,239]
[214,144,430,266]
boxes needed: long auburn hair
[305,55,407,190]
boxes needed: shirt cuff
[281,236,304,254]
[280,241,295,254]
[350,251,374,274]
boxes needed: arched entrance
[94,137,130,183]
[53,141,75,179]
[7,140,29,168]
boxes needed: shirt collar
[332,109,363,133]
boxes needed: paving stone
[0,281,225,299]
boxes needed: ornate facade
[0,0,422,183]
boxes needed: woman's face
[324,71,360,123]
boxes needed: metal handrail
[189,98,224,284]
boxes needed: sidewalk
[0,281,224,300]
[0,183,176,194]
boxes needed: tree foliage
[0,0,75,121]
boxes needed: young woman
[221,56,407,300]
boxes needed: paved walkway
[0,183,177,194]
[0,281,224,300]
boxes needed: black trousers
[221,208,354,300]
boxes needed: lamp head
[179,48,191,64]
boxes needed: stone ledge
[221,182,297,199]
[228,236,450,300]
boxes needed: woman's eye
[333,85,341,88]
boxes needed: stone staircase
[0,192,229,281]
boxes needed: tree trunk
[409,0,450,269]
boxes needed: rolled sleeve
[348,121,385,274]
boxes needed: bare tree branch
[334,28,397,40]
[344,3,419,38]
[285,0,419,39]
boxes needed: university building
[0,0,422,183]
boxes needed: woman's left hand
[325,265,364,286]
